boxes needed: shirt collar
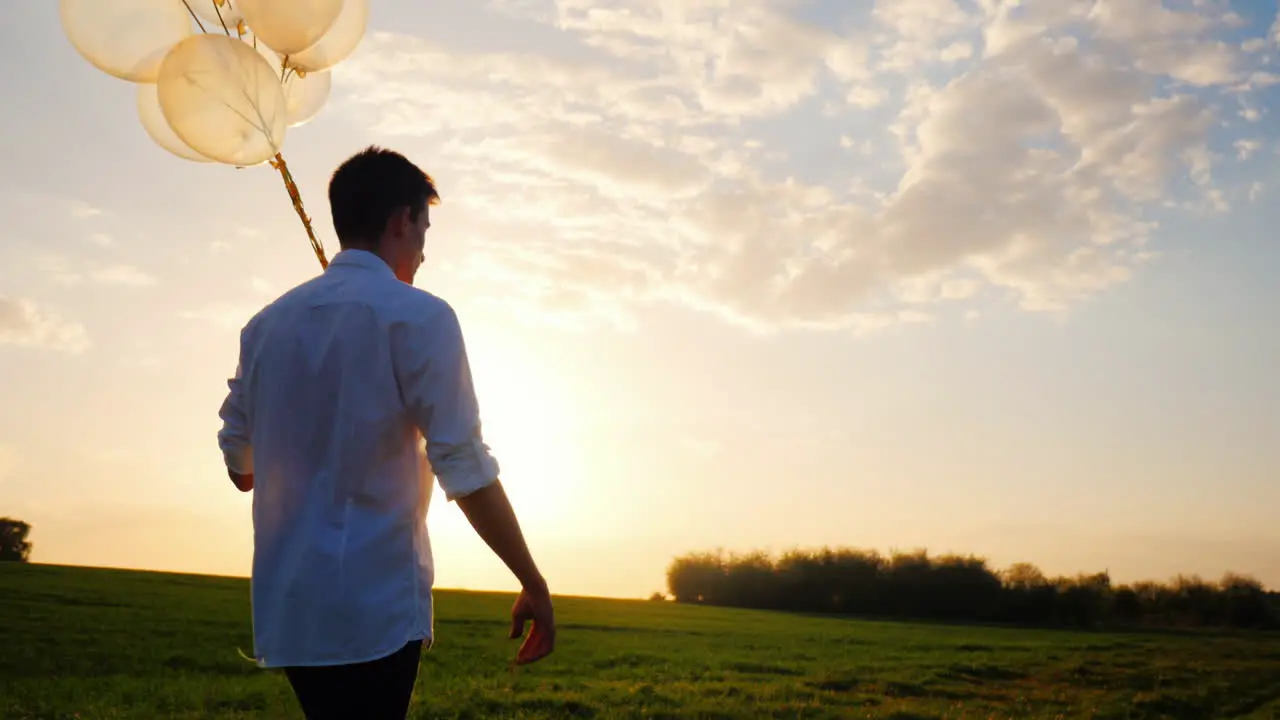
[327,248,396,279]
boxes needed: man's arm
[454,481,546,593]
[227,468,254,493]
[218,347,254,493]
[456,480,555,664]
[392,305,547,587]
[392,302,554,663]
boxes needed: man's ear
[390,205,413,238]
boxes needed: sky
[2,0,1280,600]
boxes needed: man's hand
[454,481,554,664]
[228,469,254,493]
[453,481,553,664]
[509,584,555,665]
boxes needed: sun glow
[456,331,587,533]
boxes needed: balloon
[157,34,288,167]
[244,31,285,75]
[58,0,193,83]
[191,0,245,30]
[243,33,332,127]
[235,0,344,56]
[136,83,213,163]
[288,0,369,73]
[282,70,332,127]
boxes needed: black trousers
[283,640,423,720]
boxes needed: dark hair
[328,146,440,250]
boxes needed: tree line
[0,517,32,563]
[664,547,1277,630]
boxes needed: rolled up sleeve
[393,304,500,501]
[217,358,254,476]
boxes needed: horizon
[3,0,1280,601]
[16,542,1280,601]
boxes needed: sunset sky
[2,0,1279,600]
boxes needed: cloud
[34,257,157,288]
[35,255,86,286]
[875,0,980,71]
[1242,37,1267,54]
[91,264,157,287]
[336,0,1267,332]
[0,297,89,353]
[457,126,713,199]
[1085,0,1245,86]
[179,303,263,331]
[250,277,273,295]
[548,0,848,118]
[1249,182,1265,202]
[69,201,102,219]
[1235,139,1262,160]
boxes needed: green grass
[4,563,1280,719]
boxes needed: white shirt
[216,248,500,668]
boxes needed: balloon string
[179,1,236,36]
[270,153,328,270]
[213,6,232,37]
[180,0,208,33]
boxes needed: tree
[666,551,727,603]
[664,544,1276,630]
[0,517,32,562]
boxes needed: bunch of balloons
[58,0,370,269]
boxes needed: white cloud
[69,201,102,218]
[34,257,157,288]
[939,40,975,62]
[550,0,846,118]
[35,255,86,286]
[0,297,89,353]
[875,0,978,71]
[847,85,889,108]
[91,264,157,287]
[1086,0,1245,86]
[179,303,263,331]
[334,0,1268,332]
[1243,71,1280,90]
[464,126,712,198]
[1235,138,1262,160]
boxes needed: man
[216,146,555,719]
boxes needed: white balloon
[235,0,343,56]
[136,83,213,163]
[282,69,332,127]
[243,33,332,127]
[157,34,288,167]
[289,0,369,73]
[191,0,245,30]
[244,32,284,75]
[59,0,193,83]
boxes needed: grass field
[4,563,1280,719]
